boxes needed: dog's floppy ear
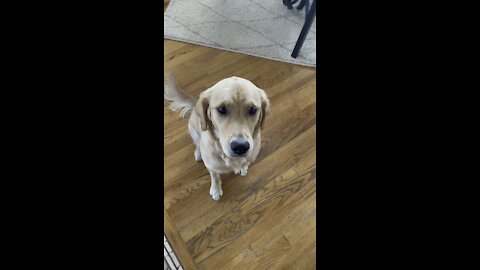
[195,92,211,131]
[258,89,271,130]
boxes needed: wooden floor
[164,1,316,269]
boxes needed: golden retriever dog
[164,74,270,200]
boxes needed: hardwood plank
[269,234,316,270]
[164,207,198,270]
[196,150,316,269]
[290,244,316,270]
[250,193,316,257]
[217,248,257,270]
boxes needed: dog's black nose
[231,139,250,156]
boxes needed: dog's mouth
[223,150,249,159]
[229,152,248,158]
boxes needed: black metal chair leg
[291,0,316,58]
[283,0,293,9]
[297,0,307,11]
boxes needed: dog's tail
[164,73,197,118]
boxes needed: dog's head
[195,77,270,158]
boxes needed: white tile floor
[164,234,183,270]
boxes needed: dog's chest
[200,142,253,175]
[223,156,250,176]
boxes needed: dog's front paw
[209,185,223,201]
[194,148,202,162]
[240,168,248,176]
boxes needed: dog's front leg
[208,171,223,201]
[239,161,249,176]
[240,167,248,176]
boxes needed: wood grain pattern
[164,1,316,268]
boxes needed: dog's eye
[217,106,227,115]
[249,106,257,115]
